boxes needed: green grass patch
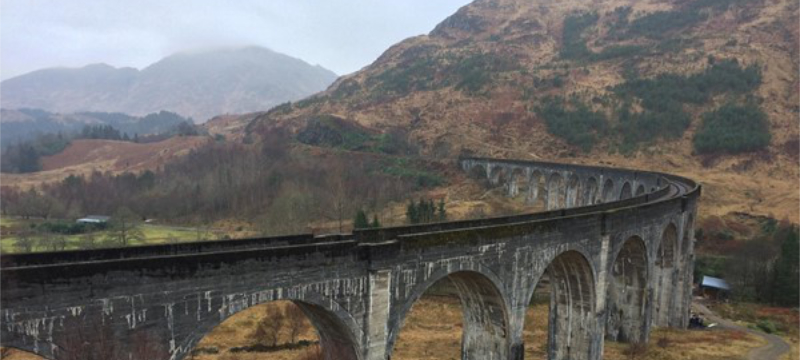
[1,219,205,253]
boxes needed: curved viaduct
[0,157,700,360]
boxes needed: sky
[0,0,472,80]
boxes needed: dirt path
[693,301,791,360]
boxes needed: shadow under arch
[654,223,678,327]
[529,170,546,208]
[387,268,509,360]
[600,178,615,203]
[619,181,633,200]
[186,291,362,360]
[510,167,528,198]
[565,174,581,208]
[523,249,597,360]
[606,236,649,343]
[583,176,598,206]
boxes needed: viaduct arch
[1,157,699,360]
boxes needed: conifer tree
[354,209,370,229]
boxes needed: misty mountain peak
[1,47,337,122]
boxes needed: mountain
[1,47,338,122]
[0,108,192,147]
[243,0,799,220]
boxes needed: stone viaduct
[1,157,700,360]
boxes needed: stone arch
[565,174,581,208]
[606,236,649,343]
[583,177,599,206]
[468,164,488,182]
[489,166,508,187]
[388,269,509,360]
[188,292,361,360]
[510,167,528,198]
[524,250,597,360]
[530,170,547,208]
[600,178,615,203]
[654,223,678,327]
[635,184,646,196]
[547,173,565,210]
[619,181,633,200]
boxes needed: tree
[106,207,144,246]
[39,233,68,252]
[406,200,419,224]
[437,199,447,221]
[371,214,381,229]
[250,305,285,347]
[353,210,370,229]
[771,225,799,306]
[78,232,98,250]
[15,232,36,253]
[285,303,311,344]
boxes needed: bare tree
[250,305,286,347]
[286,303,311,344]
[40,233,68,252]
[78,232,98,250]
[14,232,36,252]
[106,207,144,246]
[323,161,350,234]
[55,316,116,360]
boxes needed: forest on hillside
[0,128,444,237]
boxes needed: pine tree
[371,215,381,228]
[406,200,418,224]
[354,209,370,229]
[771,226,799,306]
[437,199,447,221]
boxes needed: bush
[537,96,608,152]
[756,319,777,334]
[693,102,771,154]
[560,12,599,60]
[614,60,762,148]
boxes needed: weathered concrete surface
[0,157,699,360]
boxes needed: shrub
[756,319,777,334]
[537,96,608,152]
[560,12,599,60]
[614,60,762,148]
[693,102,771,154]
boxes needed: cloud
[0,0,470,80]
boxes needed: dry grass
[604,328,766,360]
[1,137,209,189]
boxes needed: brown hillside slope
[246,0,799,221]
[1,137,209,189]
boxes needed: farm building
[76,215,110,224]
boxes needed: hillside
[243,0,799,221]
[0,137,209,189]
[0,108,192,146]
[1,47,338,122]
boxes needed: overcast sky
[0,0,471,80]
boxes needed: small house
[76,215,110,225]
[700,275,731,300]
